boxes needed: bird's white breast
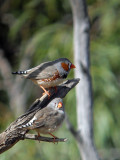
[36,78,65,88]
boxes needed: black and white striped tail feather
[12,70,28,75]
[18,116,37,129]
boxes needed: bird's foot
[42,91,51,97]
[48,133,58,144]
[37,132,41,143]
[40,85,51,97]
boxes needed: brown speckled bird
[12,58,75,96]
[18,98,65,141]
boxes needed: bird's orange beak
[57,102,63,109]
[70,64,76,69]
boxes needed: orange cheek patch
[57,102,63,108]
[61,62,69,71]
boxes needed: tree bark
[0,78,79,154]
[70,0,100,159]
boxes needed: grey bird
[12,58,75,96]
[18,98,65,141]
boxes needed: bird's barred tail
[18,116,36,129]
[19,122,32,129]
[12,70,27,75]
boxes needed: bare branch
[0,78,80,154]
[24,134,68,142]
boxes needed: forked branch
[0,78,80,154]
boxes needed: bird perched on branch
[12,58,75,96]
[18,98,65,142]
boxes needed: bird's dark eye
[55,103,57,108]
[62,73,67,78]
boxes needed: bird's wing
[30,108,58,129]
[26,62,59,80]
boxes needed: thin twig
[24,134,68,142]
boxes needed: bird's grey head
[47,98,64,111]
[54,58,76,75]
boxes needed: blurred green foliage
[0,0,120,159]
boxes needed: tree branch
[24,134,67,142]
[0,78,80,154]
